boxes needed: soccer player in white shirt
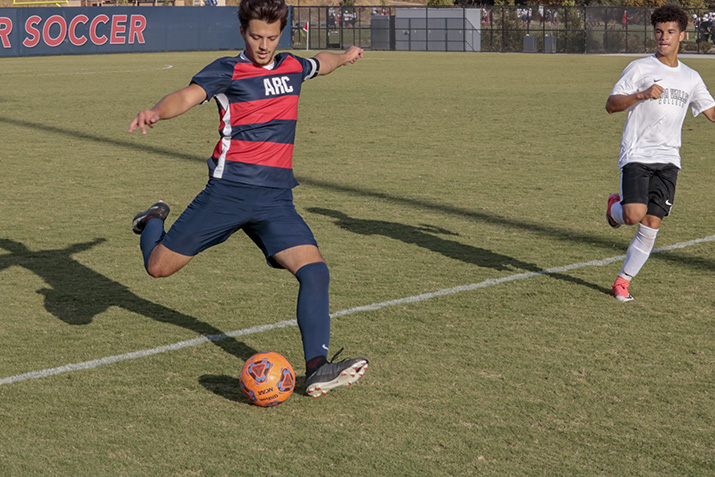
[605,4,715,302]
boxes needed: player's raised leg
[606,193,622,228]
[133,200,170,235]
[132,201,193,278]
[145,244,193,278]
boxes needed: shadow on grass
[0,237,257,362]
[300,179,715,275]
[198,375,249,404]
[308,208,611,295]
[199,374,309,403]
[1,115,712,273]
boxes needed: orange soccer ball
[239,352,295,407]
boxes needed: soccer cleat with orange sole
[611,276,634,302]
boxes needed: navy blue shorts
[162,179,317,268]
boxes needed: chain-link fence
[583,6,715,54]
[290,5,715,55]
[291,5,374,51]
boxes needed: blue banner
[0,7,292,57]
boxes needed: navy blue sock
[295,261,331,367]
[139,218,165,271]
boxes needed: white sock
[611,201,625,225]
[619,224,658,279]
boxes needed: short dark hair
[651,4,688,32]
[238,0,288,32]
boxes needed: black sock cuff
[306,355,328,376]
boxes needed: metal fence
[290,5,715,55]
[291,5,373,51]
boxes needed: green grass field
[0,50,713,475]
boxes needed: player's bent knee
[145,245,192,278]
[622,204,647,226]
[146,263,172,278]
[295,261,330,288]
[145,259,183,278]
[623,214,642,226]
[623,209,646,226]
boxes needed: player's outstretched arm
[129,83,207,134]
[313,46,363,76]
[701,106,715,122]
[606,84,664,114]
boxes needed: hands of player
[128,109,160,135]
[315,47,363,75]
[638,83,665,101]
[128,85,206,133]
[342,46,364,65]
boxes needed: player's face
[654,21,685,58]
[241,19,282,67]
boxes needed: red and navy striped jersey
[191,52,319,188]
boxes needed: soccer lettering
[23,15,42,48]
[263,76,293,96]
[89,15,110,45]
[128,15,147,44]
[20,14,146,48]
[69,15,89,46]
[0,17,12,49]
[43,15,67,48]
[110,15,127,45]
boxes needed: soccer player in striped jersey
[128,0,367,398]
[605,5,715,302]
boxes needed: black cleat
[305,348,368,398]
[132,201,170,235]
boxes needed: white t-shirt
[610,55,715,169]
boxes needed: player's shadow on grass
[1,116,711,273]
[308,208,610,295]
[0,238,257,361]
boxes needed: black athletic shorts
[620,162,679,219]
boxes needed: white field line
[1,234,713,388]
[0,65,173,78]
